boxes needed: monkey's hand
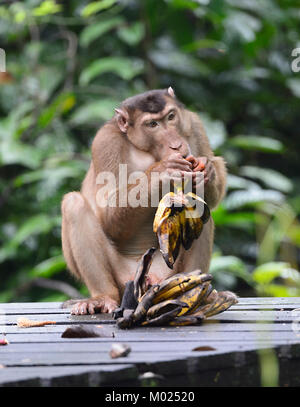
[186,156,216,185]
[186,155,224,209]
[153,152,193,190]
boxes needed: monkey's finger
[168,163,193,172]
[193,157,207,172]
[170,158,193,169]
[167,152,193,164]
[185,155,198,168]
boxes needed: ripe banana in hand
[153,191,210,268]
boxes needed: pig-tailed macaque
[61,87,226,314]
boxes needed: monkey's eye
[148,120,158,128]
[168,112,175,121]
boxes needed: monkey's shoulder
[92,120,127,154]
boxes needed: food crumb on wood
[17,317,56,328]
[109,343,131,359]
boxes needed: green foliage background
[1,0,300,302]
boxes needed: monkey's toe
[70,297,119,315]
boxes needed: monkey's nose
[169,141,182,150]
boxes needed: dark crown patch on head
[122,89,170,114]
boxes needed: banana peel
[114,257,238,329]
[154,191,210,269]
[113,190,237,329]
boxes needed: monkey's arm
[204,156,227,209]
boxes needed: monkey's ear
[115,108,130,134]
[167,87,175,98]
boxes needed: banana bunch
[153,191,210,269]
[114,248,238,329]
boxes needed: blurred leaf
[210,255,253,285]
[224,189,284,210]
[212,205,255,230]
[253,262,300,284]
[30,255,66,278]
[183,39,227,52]
[79,57,144,84]
[286,78,300,98]
[0,215,60,263]
[117,22,145,45]
[14,164,85,187]
[38,92,76,128]
[80,17,124,47]
[149,38,210,76]
[225,11,261,42]
[230,136,284,153]
[256,284,300,297]
[168,0,200,9]
[240,166,293,193]
[81,0,117,17]
[0,141,43,169]
[70,99,118,125]
[227,174,261,190]
[33,0,62,17]
[199,112,227,150]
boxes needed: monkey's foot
[70,295,119,315]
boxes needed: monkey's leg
[61,192,120,315]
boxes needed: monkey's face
[127,101,191,161]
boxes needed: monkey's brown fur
[61,88,226,315]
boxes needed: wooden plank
[0,310,300,330]
[234,297,300,305]
[0,364,138,387]
[1,342,299,369]
[0,347,269,367]
[3,329,300,344]
[1,309,300,325]
[1,299,300,387]
[1,304,300,315]
[1,337,299,354]
[208,310,300,322]
[0,309,69,315]
[1,321,295,335]
[231,304,300,310]
[0,302,63,310]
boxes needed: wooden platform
[0,297,300,387]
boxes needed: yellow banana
[185,192,210,224]
[191,290,238,318]
[152,272,213,304]
[157,211,181,268]
[179,210,194,250]
[176,281,211,316]
[141,306,183,327]
[153,192,173,233]
[147,299,188,319]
